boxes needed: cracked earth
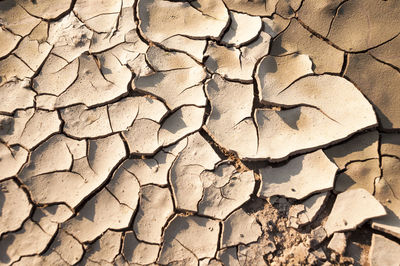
[0,0,399,265]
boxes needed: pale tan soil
[0,0,400,265]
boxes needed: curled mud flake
[261,74,376,127]
[137,0,229,43]
[32,204,74,235]
[372,156,400,239]
[158,215,220,265]
[61,96,168,140]
[0,220,55,265]
[123,231,160,265]
[198,163,255,219]
[270,19,344,74]
[334,159,380,194]
[255,75,377,161]
[324,130,379,170]
[0,179,32,235]
[325,188,386,236]
[0,143,28,181]
[256,54,313,103]
[206,69,376,161]
[19,134,85,179]
[74,0,122,33]
[205,43,247,81]
[108,96,168,132]
[256,106,360,161]
[222,0,278,16]
[133,185,174,244]
[259,150,337,200]
[222,208,262,248]
[288,192,328,229]
[345,53,400,130]
[80,230,122,265]
[369,234,400,266]
[170,133,220,212]
[0,28,21,58]
[106,166,140,210]
[62,188,134,243]
[146,45,199,71]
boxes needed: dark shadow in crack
[161,108,187,134]
[0,117,14,137]
[136,0,150,36]
[209,108,221,121]
[256,55,278,93]
[163,216,190,242]
[46,205,60,215]
[83,235,101,259]
[277,107,301,130]
[0,231,16,263]
[0,1,16,12]
[76,196,96,222]
[323,130,378,161]
[134,72,166,88]
[334,171,357,192]
[373,104,394,129]
[242,197,266,214]
[0,186,5,217]
[269,33,288,56]
[33,208,46,223]
[257,153,306,205]
[87,139,98,172]
[204,54,218,73]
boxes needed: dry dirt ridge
[0,0,400,265]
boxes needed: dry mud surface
[0,0,400,265]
